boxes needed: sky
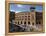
[10,4,43,13]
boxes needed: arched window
[21,21,22,24]
[28,22,30,25]
[32,23,34,25]
[39,22,41,24]
[18,21,19,24]
[36,22,38,24]
[24,22,26,24]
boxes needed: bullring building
[15,11,43,26]
[9,7,43,32]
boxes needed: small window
[25,18,27,20]
[25,16,27,17]
[25,13,27,15]
[28,18,30,20]
[22,16,24,18]
[28,16,30,17]
[25,16,27,19]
